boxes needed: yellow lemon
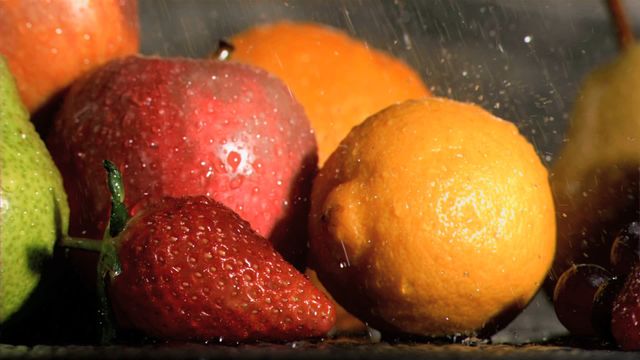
[309,97,556,336]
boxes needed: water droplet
[227,151,241,171]
[367,327,382,343]
[229,176,244,190]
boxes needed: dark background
[139,0,640,165]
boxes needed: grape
[610,221,640,276]
[611,263,640,350]
[592,276,624,340]
[553,264,613,336]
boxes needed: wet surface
[0,337,635,360]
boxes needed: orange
[309,97,556,336]
[231,21,430,332]
[230,21,430,165]
[0,0,139,112]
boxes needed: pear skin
[550,44,640,286]
[0,57,69,323]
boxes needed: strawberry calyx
[56,160,129,343]
[96,160,130,343]
[213,39,234,61]
[103,160,130,238]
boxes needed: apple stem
[607,0,635,51]
[213,39,235,61]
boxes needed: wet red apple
[0,0,139,114]
[47,56,317,269]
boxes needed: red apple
[47,56,317,269]
[0,0,139,113]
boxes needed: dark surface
[0,338,634,360]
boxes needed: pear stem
[213,39,235,61]
[607,0,635,51]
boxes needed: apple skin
[46,56,318,269]
[0,0,139,114]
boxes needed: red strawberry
[611,263,640,350]
[108,195,335,342]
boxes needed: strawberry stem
[213,39,234,61]
[58,235,103,252]
[96,160,130,344]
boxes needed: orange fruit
[230,21,430,165]
[0,0,139,113]
[231,21,430,332]
[309,97,556,337]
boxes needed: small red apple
[0,0,139,113]
[47,56,317,269]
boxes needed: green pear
[0,56,69,323]
[551,44,640,284]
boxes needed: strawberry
[107,193,335,342]
[611,262,640,350]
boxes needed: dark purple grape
[611,263,640,350]
[592,276,625,340]
[553,264,613,336]
[610,221,640,276]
